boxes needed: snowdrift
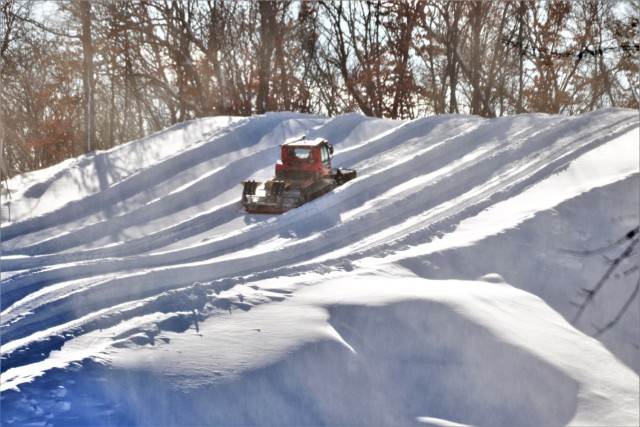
[1,109,638,426]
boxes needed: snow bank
[1,109,638,426]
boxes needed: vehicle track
[2,109,638,375]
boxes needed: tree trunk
[256,2,277,114]
[80,1,96,153]
[516,0,526,113]
[442,3,462,114]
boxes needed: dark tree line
[1,0,638,174]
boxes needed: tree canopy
[1,0,638,174]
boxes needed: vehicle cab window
[289,147,311,160]
[320,145,330,167]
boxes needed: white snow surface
[1,110,639,426]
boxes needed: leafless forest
[1,1,638,174]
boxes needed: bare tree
[1,0,638,174]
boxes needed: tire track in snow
[0,117,491,338]
[0,116,486,306]
[1,118,245,244]
[2,112,635,320]
[1,114,321,250]
[2,115,396,262]
[319,112,640,260]
[2,110,638,372]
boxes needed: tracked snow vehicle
[241,136,356,214]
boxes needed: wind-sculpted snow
[1,110,638,426]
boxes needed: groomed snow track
[1,109,638,426]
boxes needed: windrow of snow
[1,109,638,426]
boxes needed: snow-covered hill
[1,109,638,426]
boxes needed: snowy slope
[1,109,638,426]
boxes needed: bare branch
[572,230,640,325]
[592,277,640,337]
[561,226,639,256]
